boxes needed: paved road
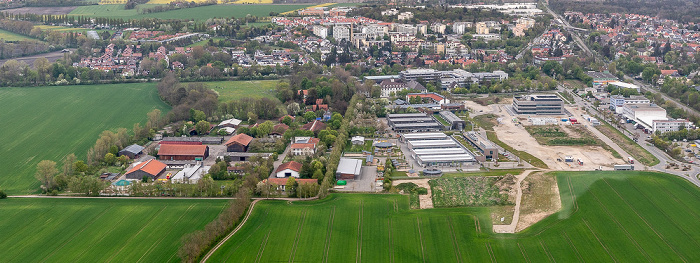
[269,144,291,178]
[542,2,593,57]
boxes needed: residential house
[275,161,302,178]
[225,133,254,152]
[291,137,321,156]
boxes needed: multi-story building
[476,22,489,34]
[333,25,351,41]
[652,119,695,133]
[610,95,650,113]
[453,22,473,34]
[512,94,564,115]
[313,25,328,39]
[399,68,441,81]
[622,103,667,131]
[430,23,446,34]
[398,12,413,20]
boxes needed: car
[686,149,693,153]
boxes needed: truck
[628,157,635,164]
[614,165,634,171]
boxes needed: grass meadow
[0,29,37,42]
[69,4,311,20]
[207,171,700,262]
[0,198,228,263]
[0,83,168,194]
[201,80,279,102]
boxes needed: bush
[0,190,6,199]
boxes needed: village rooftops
[158,144,208,156]
[125,159,167,177]
[225,133,254,147]
[275,161,302,173]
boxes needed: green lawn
[0,83,169,194]
[69,4,312,20]
[0,29,36,42]
[0,198,228,263]
[201,80,279,102]
[207,171,700,262]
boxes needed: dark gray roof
[120,144,144,155]
[375,142,393,148]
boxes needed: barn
[125,159,167,180]
[158,144,209,161]
[275,161,302,178]
[118,144,144,159]
[225,133,254,152]
[336,158,362,180]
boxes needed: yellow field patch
[280,2,334,15]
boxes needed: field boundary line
[288,209,308,263]
[485,242,496,263]
[201,199,261,263]
[322,206,336,263]
[254,230,271,263]
[655,182,700,222]
[539,239,555,263]
[562,232,584,262]
[625,179,700,250]
[106,205,168,263]
[581,218,616,263]
[589,190,652,262]
[517,243,530,263]
[39,205,112,263]
[137,204,197,263]
[355,201,364,263]
[601,179,687,262]
[417,217,426,263]
[73,205,139,261]
[447,217,463,263]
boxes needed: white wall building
[652,119,695,133]
[313,25,328,39]
[333,25,351,41]
[398,12,414,20]
[622,103,667,131]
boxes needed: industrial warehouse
[387,113,442,132]
[402,132,477,167]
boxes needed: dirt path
[392,179,433,209]
[492,169,539,233]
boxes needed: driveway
[335,165,379,192]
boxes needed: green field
[0,198,228,263]
[0,83,168,194]
[208,171,700,262]
[69,4,311,20]
[202,80,279,102]
[0,28,36,42]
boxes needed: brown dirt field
[515,171,562,232]
[2,7,78,15]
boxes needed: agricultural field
[0,83,168,194]
[0,198,228,263]
[69,4,312,20]
[429,176,514,207]
[202,80,279,102]
[0,29,36,42]
[207,171,700,262]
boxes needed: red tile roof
[225,133,254,146]
[125,159,166,177]
[275,161,302,173]
[408,93,444,102]
[158,144,208,156]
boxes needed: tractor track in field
[137,204,197,263]
[485,242,496,263]
[539,239,555,263]
[7,205,86,263]
[288,209,308,263]
[39,205,111,263]
[355,201,364,263]
[625,179,700,250]
[517,243,530,263]
[106,205,168,263]
[474,216,482,234]
[602,179,687,262]
[589,190,652,262]
[447,217,463,263]
[322,206,336,263]
[73,205,139,261]
[562,232,584,262]
[0,204,61,249]
[219,210,269,261]
[388,218,394,263]
[254,230,271,263]
[416,217,427,263]
[582,218,616,262]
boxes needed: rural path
[199,196,318,263]
[269,145,291,178]
[492,169,539,234]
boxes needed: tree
[0,190,6,199]
[191,109,207,122]
[281,115,293,126]
[257,121,274,138]
[286,177,297,197]
[195,120,211,135]
[286,103,301,116]
[62,153,77,177]
[104,153,116,166]
[35,160,58,191]
[303,111,316,122]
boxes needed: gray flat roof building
[512,94,563,115]
[439,111,466,130]
[387,113,442,132]
[464,132,499,159]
